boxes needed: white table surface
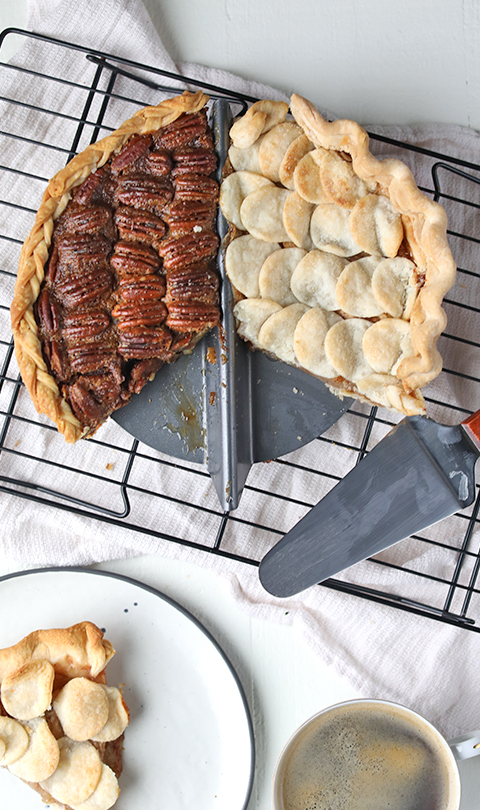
[0,2,479,808]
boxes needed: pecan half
[115,175,174,214]
[112,300,168,329]
[172,146,217,177]
[68,345,117,375]
[110,240,161,276]
[163,199,216,237]
[117,324,173,359]
[114,205,167,248]
[36,289,61,336]
[165,262,219,304]
[63,310,111,343]
[166,302,220,333]
[111,134,153,175]
[152,112,208,150]
[57,233,112,266]
[44,338,70,380]
[74,168,115,206]
[158,231,219,270]
[56,263,113,308]
[116,274,166,302]
[67,380,109,424]
[144,150,173,177]
[63,205,115,238]
[173,173,219,203]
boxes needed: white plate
[0,567,255,810]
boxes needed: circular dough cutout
[324,318,374,381]
[282,191,315,250]
[349,193,404,257]
[0,716,29,766]
[225,234,280,298]
[40,738,103,806]
[371,256,417,318]
[291,250,347,311]
[53,677,109,741]
[293,149,329,204]
[219,170,273,230]
[363,318,412,374]
[90,686,129,743]
[319,150,368,208]
[278,133,315,189]
[257,303,309,364]
[228,136,265,173]
[294,308,341,378]
[335,256,383,317]
[70,764,119,810]
[8,718,59,783]
[258,122,302,182]
[258,247,306,306]
[1,659,55,721]
[240,186,291,242]
[310,203,361,257]
[233,298,283,344]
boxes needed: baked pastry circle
[221,96,456,415]
[11,90,220,442]
[0,622,128,810]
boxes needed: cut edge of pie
[222,95,457,416]
[0,621,129,810]
[11,89,211,443]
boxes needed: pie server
[259,409,480,597]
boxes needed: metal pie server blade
[259,410,480,598]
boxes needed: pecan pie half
[11,91,220,442]
[220,95,456,415]
[0,622,129,810]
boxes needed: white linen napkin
[1,0,480,740]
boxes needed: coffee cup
[272,699,463,810]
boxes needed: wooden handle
[461,409,480,452]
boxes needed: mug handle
[449,732,480,761]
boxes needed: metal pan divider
[205,99,255,511]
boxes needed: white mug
[272,699,474,810]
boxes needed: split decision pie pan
[11,93,455,511]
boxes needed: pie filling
[12,92,455,441]
[33,104,219,438]
[220,96,456,415]
[0,622,128,810]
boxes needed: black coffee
[280,703,457,810]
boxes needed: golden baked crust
[222,95,456,415]
[0,622,127,810]
[0,622,115,683]
[289,94,456,396]
[11,90,211,443]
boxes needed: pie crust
[0,622,128,810]
[221,95,456,415]
[11,90,220,442]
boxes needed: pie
[11,90,220,442]
[0,621,129,810]
[220,95,456,414]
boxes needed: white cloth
[1,0,480,740]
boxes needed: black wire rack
[2,29,480,631]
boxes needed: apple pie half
[11,91,220,442]
[220,95,456,415]
[0,621,129,810]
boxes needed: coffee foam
[279,702,458,810]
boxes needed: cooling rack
[1,29,480,631]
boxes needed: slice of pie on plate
[11,90,220,442]
[221,95,456,415]
[0,621,129,810]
